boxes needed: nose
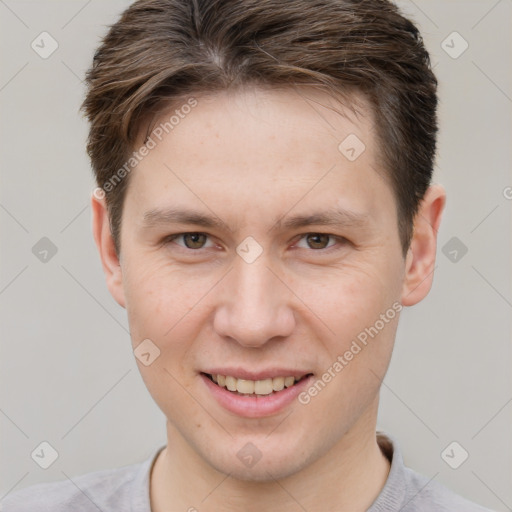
[213,254,296,348]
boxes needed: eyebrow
[142,207,232,232]
[141,206,370,232]
[270,208,370,232]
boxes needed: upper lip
[203,368,313,381]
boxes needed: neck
[150,403,390,512]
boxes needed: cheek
[122,259,177,345]
[299,278,400,421]
[296,260,395,323]
[123,264,203,409]
[122,256,215,358]
[292,256,401,369]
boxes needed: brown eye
[165,232,212,250]
[305,233,332,249]
[182,233,208,249]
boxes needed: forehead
[125,86,394,228]
[146,86,374,158]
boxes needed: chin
[203,441,311,482]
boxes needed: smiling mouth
[202,372,313,397]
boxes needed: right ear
[91,190,126,308]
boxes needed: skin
[92,86,445,512]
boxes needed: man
[1,0,494,510]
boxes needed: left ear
[401,184,446,306]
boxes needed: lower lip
[200,373,314,418]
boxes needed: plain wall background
[1,0,510,510]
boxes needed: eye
[165,232,214,250]
[295,233,344,250]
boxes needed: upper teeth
[211,374,300,395]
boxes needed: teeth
[272,376,285,391]
[236,379,255,394]
[211,374,305,395]
[254,378,273,395]
[284,376,295,388]
[225,375,237,392]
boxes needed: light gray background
[1,0,510,510]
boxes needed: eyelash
[163,232,348,253]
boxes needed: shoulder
[401,466,496,512]
[0,459,147,512]
[373,432,496,512]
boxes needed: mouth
[201,372,313,397]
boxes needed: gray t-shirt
[1,433,494,511]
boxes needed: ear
[91,190,126,308]
[401,184,446,306]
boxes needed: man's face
[115,87,407,480]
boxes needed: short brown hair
[81,0,438,257]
